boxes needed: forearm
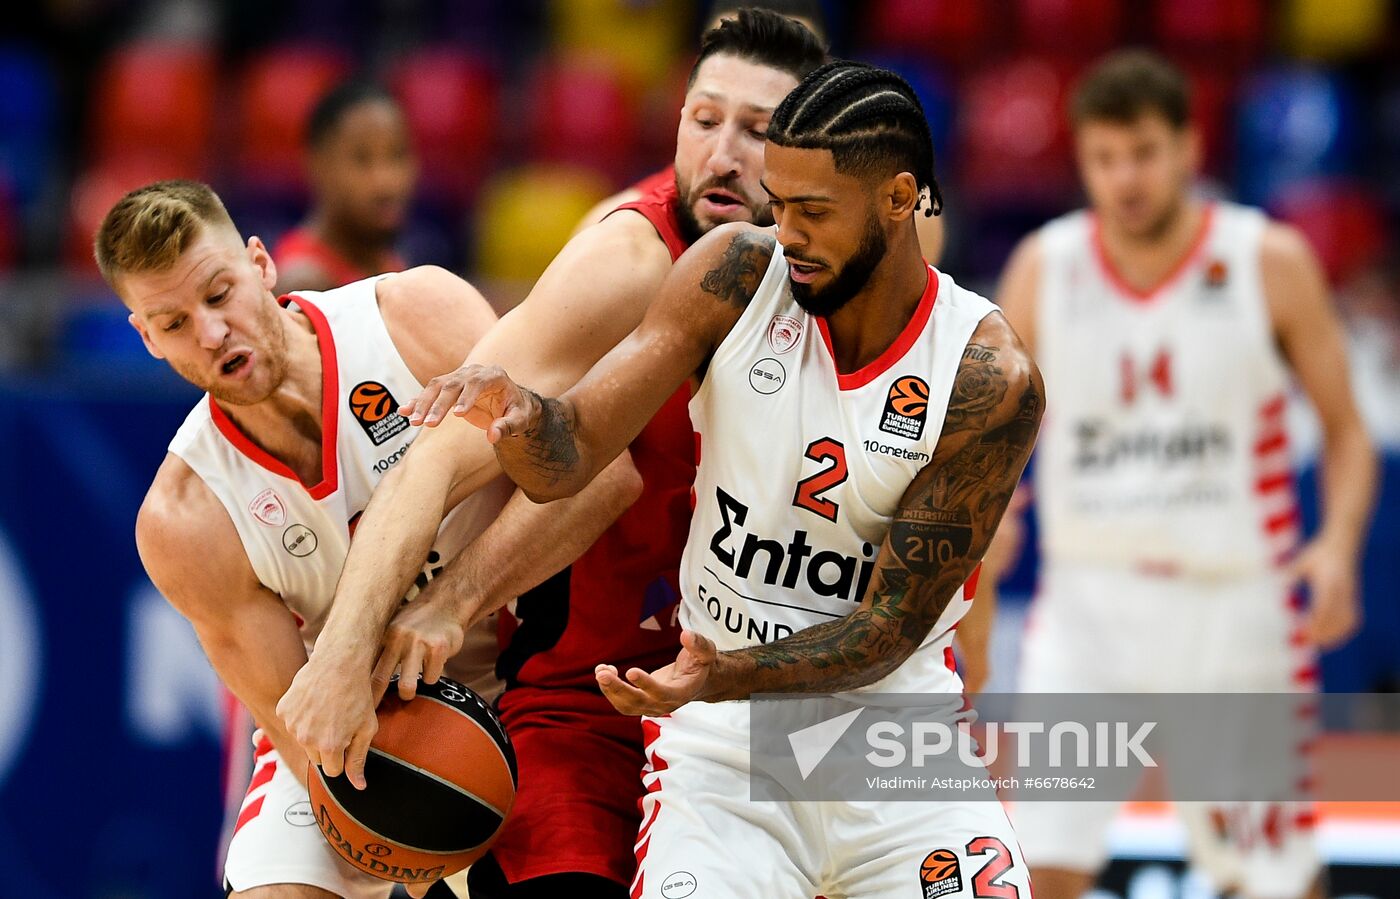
[493,390,604,502]
[704,608,927,700]
[1316,422,1377,558]
[317,445,471,667]
[425,452,644,627]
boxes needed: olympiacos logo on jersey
[250,487,287,527]
[767,314,803,354]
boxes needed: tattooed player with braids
[446,61,1042,899]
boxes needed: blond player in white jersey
[988,52,1377,899]
[94,181,641,899]
[416,62,1043,899]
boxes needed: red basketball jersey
[497,175,694,690]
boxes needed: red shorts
[489,686,647,886]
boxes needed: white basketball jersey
[682,247,996,695]
[168,277,507,697]
[1035,201,1299,577]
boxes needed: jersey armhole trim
[207,295,341,500]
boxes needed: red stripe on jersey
[1266,507,1300,533]
[1294,810,1317,830]
[1258,394,1287,420]
[1254,431,1288,456]
[1292,664,1319,686]
[943,646,957,673]
[254,734,274,757]
[963,564,982,600]
[1255,472,1293,494]
[247,758,278,793]
[632,718,670,899]
[233,795,266,836]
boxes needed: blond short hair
[93,180,238,287]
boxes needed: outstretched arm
[452,225,776,501]
[599,313,1043,712]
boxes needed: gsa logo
[0,528,41,788]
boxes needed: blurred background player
[274,80,417,294]
[990,50,1377,899]
[276,11,826,899]
[99,180,636,898]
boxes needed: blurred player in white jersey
[991,51,1377,899]
[95,181,638,898]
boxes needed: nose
[193,306,229,351]
[774,206,806,252]
[704,123,744,180]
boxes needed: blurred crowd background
[1,1,1399,897]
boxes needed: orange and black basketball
[889,376,930,417]
[920,848,960,882]
[307,677,517,885]
[349,381,396,423]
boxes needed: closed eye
[207,291,228,305]
[164,317,185,332]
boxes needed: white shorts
[1012,563,1320,898]
[223,731,393,899]
[633,701,1032,899]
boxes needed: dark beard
[789,215,887,318]
[673,172,772,245]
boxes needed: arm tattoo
[700,231,775,309]
[516,391,580,485]
[727,343,1043,696]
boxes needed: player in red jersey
[274,81,415,293]
[277,11,827,898]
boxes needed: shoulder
[1258,220,1319,274]
[679,223,778,307]
[965,312,1035,384]
[573,187,645,236]
[136,455,257,614]
[1257,219,1331,333]
[377,266,499,379]
[566,208,676,272]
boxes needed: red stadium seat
[1183,66,1237,179]
[524,55,638,183]
[234,44,349,195]
[0,179,17,271]
[863,0,995,70]
[1269,180,1388,287]
[390,48,499,205]
[1153,0,1265,67]
[90,42,216,176]
[958,57,1077,206]
[1015,0,1125,59]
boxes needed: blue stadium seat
[0,45,56,212]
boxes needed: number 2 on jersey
[792,438,847,522]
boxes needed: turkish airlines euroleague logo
[880,375,930,440]
[349,381,410,446]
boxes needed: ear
[128,313,164,360]
[885,172,921,223]
[248,236,278,292]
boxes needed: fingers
[596,664,652,715]
[344,724,376,791]
[421,642,448,686]
[370,645,400,705]
[680,629,717,661]
[397,641,426,701]
[406,881,436,898]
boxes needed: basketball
[920,848,960,882]
[307,676,517,885]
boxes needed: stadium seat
[862,0,995,70]
[0,179,17,271]
[1235,68,1359,206]
[1268,179,1387,287]
[1153,0,1265,67]
[1184,66,1237,179]
[474,164,610,284]
[1015,0,1124,59]
[390,48,499,206]
[0,44,57,210]
[958,57,1077,207]
[524,55,639,182]
[234,44,349,196]
[549,0,684,89]
[1283,0,1387,60]
[90,41,216,177]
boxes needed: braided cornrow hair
[767,60,943,216]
